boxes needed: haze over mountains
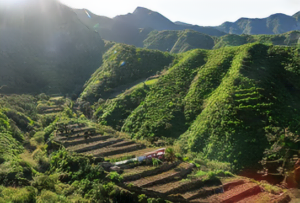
[75,6,300,42]
[73,6,300,53]
[0,0,299,96]
[0,0,104,95]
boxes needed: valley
[0,0,300,202]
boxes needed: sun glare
[0,0,28,7]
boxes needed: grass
[250,179,283,195]
[19,151,38,169]
[145,78,159,86]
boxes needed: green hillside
[96,82,151,130]
[214,31,300,49]
[92,43,300,170]
[144,30,215,53]
[143,30,300,53]
[80,44,174,102]
[99,29,300,55]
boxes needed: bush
[41,115,57,128]
[165,148,176,162]
[49,149,105,182]
[30,131,45,146]
[106,172,123,183]
[0,186,37,203]
[32,173,59,192]
[36,190,68,203]
[152,158,162,167]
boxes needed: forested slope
[90,43,300,169]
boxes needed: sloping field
[54,124,290,202]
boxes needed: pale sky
[59,0,300,26]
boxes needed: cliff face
[0,0,105,95]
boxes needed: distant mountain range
[74,7,300,51]
[216,13,300,35]
[74,6,300,54]
[73,6,226,47]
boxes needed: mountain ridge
[216,12,300,35]
[75,6,300,36]
[74,6,300,52]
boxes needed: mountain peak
[133,7,153,15]
[293,11,300,20]
[268,13,291,19]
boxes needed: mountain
[294,11,300,21]
[74,8,300,54]
[114,7,177,31]
[80,44,174,102]
[216,13,300,35]
[87,43,300,169]
[74,9,148,47]
[74,7,226,47]
[145,30,300,52]
[0,0,105,95]
[114,7,226,36]
[143,29,216,52]
[174,21,194,26]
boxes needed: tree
[258,128,300,187]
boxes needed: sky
[58,0,300,26]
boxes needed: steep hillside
[0,0,105,95]
[96,82,151,130]
[144,30,215,53]
[216,13,300,35]
[74,9,149,47]
[80,44,174,102]
[180,44,300,169]
[92,43,300,170]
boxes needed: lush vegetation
[100,29,300,55]
[143,30,300,53]
[214,31,300,49]
[90,43,300,172]
[80,44,174,102]
[3,2,300,201]
[144,30,215,53]
[0,94,171,202]
[122,49,207,139]
[96,82,151,131]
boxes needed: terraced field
[54,124,291,203]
